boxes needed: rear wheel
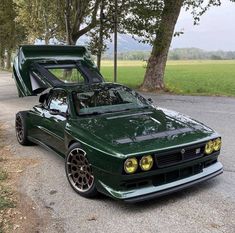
[65,143,98,198]
[15,112,33,146]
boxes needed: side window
[49,91,68,113]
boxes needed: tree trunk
[97,53,101,71]
[0,49,4,69]
[63,36,76,79]
[97,0,104,71]
[6,50,12,70]
[140,0,183,91]
[44,34,50,45]
[64,0,73,45]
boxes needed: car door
[12,45,104,97]
[39,90,69,155]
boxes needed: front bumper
[98,161,223,203]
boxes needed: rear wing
[17,45,94,70]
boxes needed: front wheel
[65,143,98,198]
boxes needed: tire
[15,112,33,146]
[65,142,98,198]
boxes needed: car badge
[181,149,185,155]
[196,148,201,154]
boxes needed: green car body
[13,45,223,202]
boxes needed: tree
[0,0,16,69]
[0,0,26,69]
[61,0,102,45]
[87,0,119,70]
[123,0,235,91]
[87,0,108,70]
[16,0,65,44]
[16,0,103,46]
[141,0,183,91]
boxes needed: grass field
[100,60,235,96]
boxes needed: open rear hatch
[13,45,104,97]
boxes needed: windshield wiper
[103,108,132,114]
[141,106,152,109]
[79,106,151,116]
[79,111,102,116]
[104,107,151,114]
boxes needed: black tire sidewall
[15,112,31,146]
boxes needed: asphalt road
[0,71,234,233]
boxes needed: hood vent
[115,127,194,144]
[106,111,153,120]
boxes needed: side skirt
[28,136,65,159]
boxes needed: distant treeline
[102,48,235,60]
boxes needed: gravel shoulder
[0,71,234,233]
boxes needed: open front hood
[12,45,102,97]
[73,108,217,156]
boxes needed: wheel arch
[64,131,123,174]
[16,110,29,117]
[15,110,34,145]
[16,110,31,126]
[68,139,79,149]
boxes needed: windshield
[73,84,150,115]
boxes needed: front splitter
[98,162,223,203]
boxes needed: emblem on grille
[196,148,201,154]
[181,149,186,155]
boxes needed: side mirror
[49,109,60,115]
[60,112,69,118]
[148,98,153,104]
[39,93,49,104]
[49,109,69,118]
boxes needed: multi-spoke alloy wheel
[65,144,97,197]
[15,115,24,143]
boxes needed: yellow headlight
[124,157,138,174]
[205,140,214,154]
[213,138,222,151]
[140,155,153,171]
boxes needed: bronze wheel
[15,115,24,143]
[65,143,98,197]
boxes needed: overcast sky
[172,0,235,50]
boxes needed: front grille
[155,144,205,168]
[152,163,204,186]
[120,158,218,190]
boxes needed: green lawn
[100,60,235,96]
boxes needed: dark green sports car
[13,45,223,202]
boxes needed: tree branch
[72,0,101,42]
